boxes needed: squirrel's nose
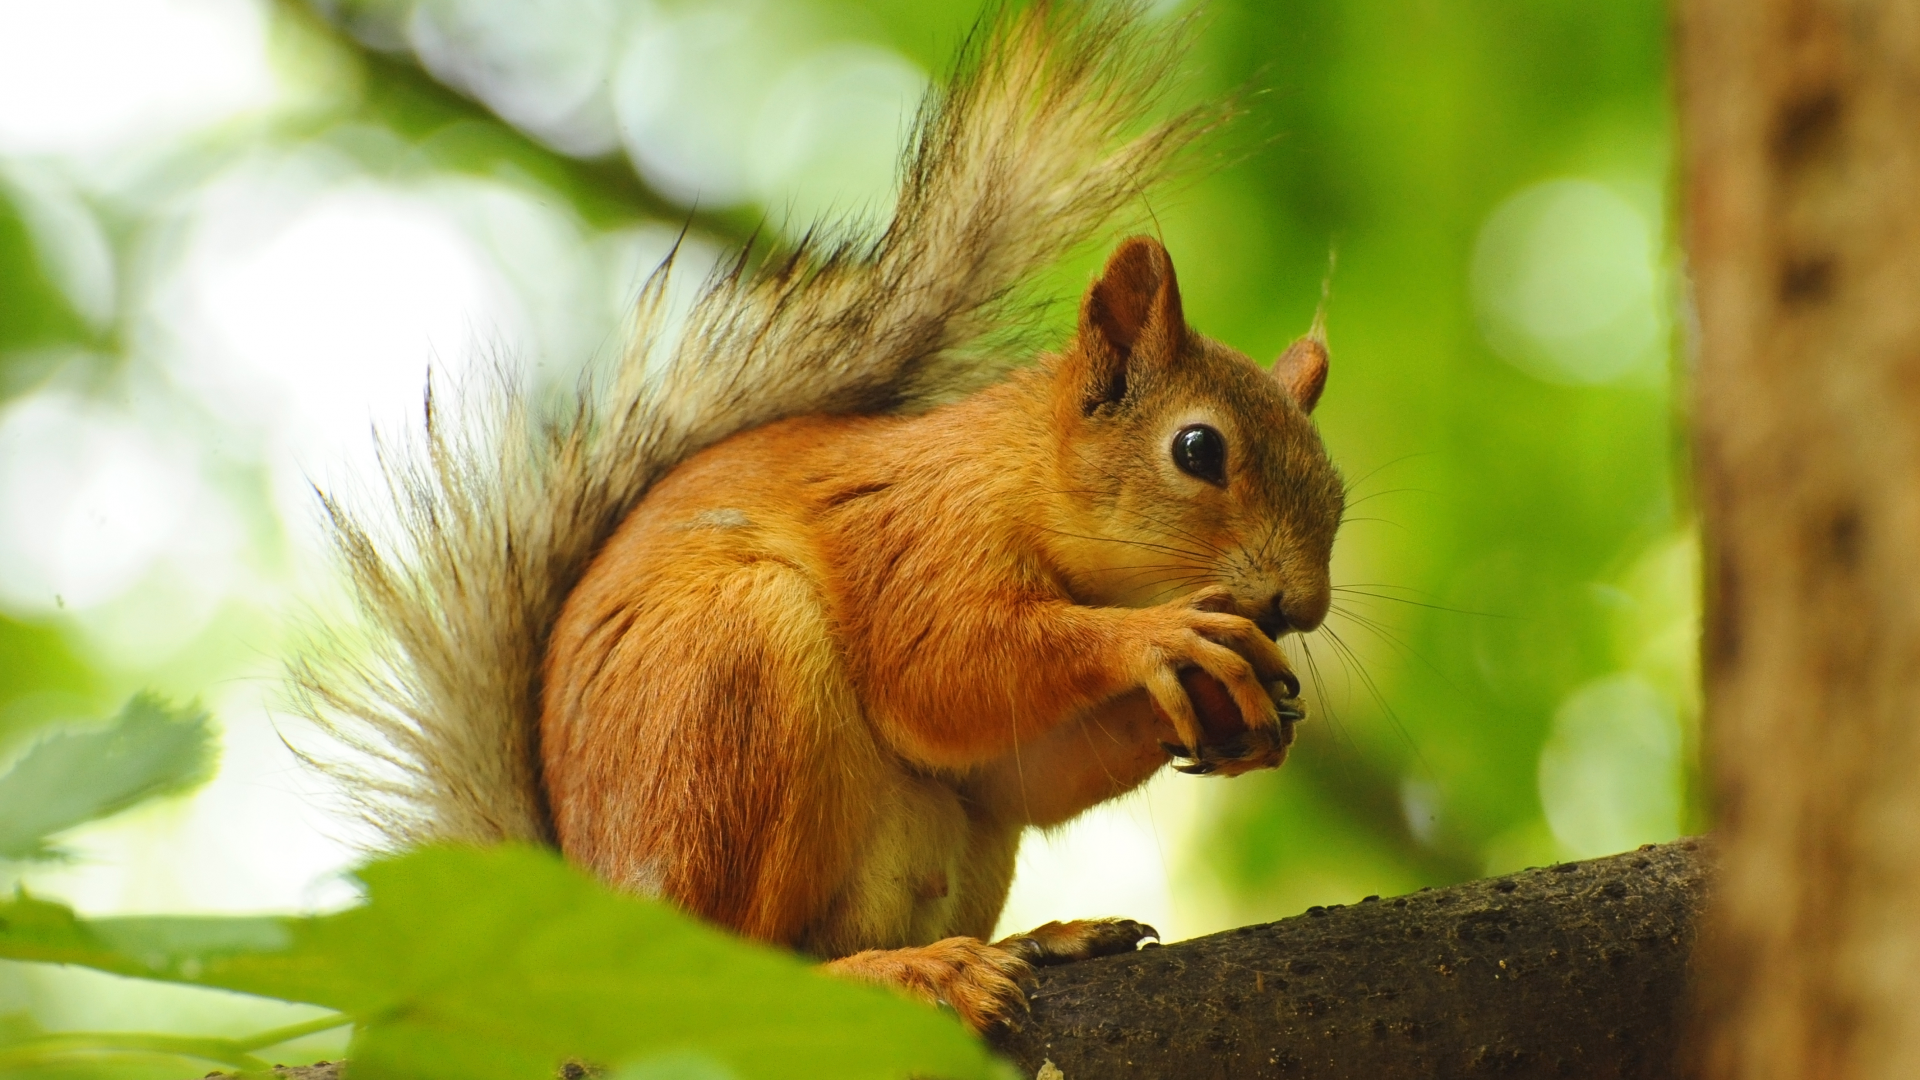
[1256,588,1329,638]
[1254,593,1290,639]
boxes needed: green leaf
[0,846,1005,1080]
[0,892,276,983]
[313,847,1001,1080]
[0,695,219,861]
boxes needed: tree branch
[990,838,1708,1080]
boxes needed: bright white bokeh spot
[153,174,534,523]
[438,179,602,381]
[1537,672,1682,858]
[1471,178,1660,385]
[614,2,787,207]
[996,772,1214,943]
[0,0,274,157]
[190,187,508,424]
[407,0,625,156]
[0,390,244,664]
[1399,778,1441,847]
[613,0,920,225]
[0,394,210,612]
[751,44,925,234]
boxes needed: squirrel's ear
[1274,331,1328,414]
[1075,236,1185,411]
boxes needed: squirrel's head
[1043,236,1343,638]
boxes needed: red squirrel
[293,2,1342,1031]
[542,234,1339,1026]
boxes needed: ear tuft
[1086,237,1182,358]
[1275,332,1329,413]
[1075,236,1186,411]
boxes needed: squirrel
[291,1,1342,1032]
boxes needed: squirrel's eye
[1171,424,1226,484]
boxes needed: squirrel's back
[289,2,1219,848]
[536,400,1015,943]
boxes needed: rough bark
[990,839,1707,1080]
[1678,2,1920,1079]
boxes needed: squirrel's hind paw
[823,937,1032,1032]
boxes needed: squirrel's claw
[1165,704,1302,777]
[1162,740,1220,774]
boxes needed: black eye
[1172,424,1226,484]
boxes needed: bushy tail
[288,1,1219,848]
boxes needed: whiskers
[1037,484,1236,559]
[1025,522,1215,565]
[1024,485,1270,605]
[1284,577,1508,797]
[1331,583,1508,620]
[1098,562,1227,604]
[1338,451,1437,507]
[1021,528,1227,605]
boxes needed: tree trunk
[991,840,1707,1080]
[1678,2,1920,1078]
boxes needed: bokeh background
[0,0,1695,1042]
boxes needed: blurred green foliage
[1162,0,1692,920]
[0,201,89,356]
[0,623,100,743]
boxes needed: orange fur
[540,236,1343,1025]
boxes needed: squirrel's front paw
[1130,587,1293,755]
[822,937,1032,1032]
[1165,706,1300,776]
[1159,667,1302,776]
